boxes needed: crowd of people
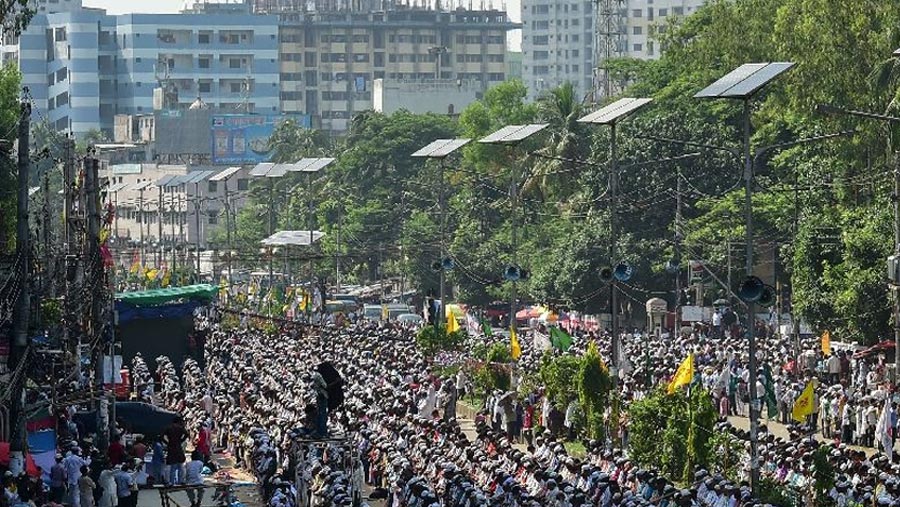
[6,303,900,507]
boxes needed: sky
[83,0,522,48]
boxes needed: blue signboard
[210,114,314,165]
[211,114,278,164]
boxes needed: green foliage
[539,353,581,409]
[472,343,512,396]
[415,325,466,356]
[576,341,611,439]
[757,477,795,507]
[812,446,836,504]
[627,387,717,483]
[0,64,22,253]
[708,431,743,482]
[218,0,900,342]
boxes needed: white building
[373,78,482,116]
[521,0,706,101]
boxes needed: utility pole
[42,171,52,297]
[674,165,682,330]
[335,202,342,294]
[85,156,110,451]
[137,186,145,267]
[193,180,202,278]
[222,175,233,289]
[62,136,79,385]
[157,185,164,267]
[8,101,31,475]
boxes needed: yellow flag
[130,262,140,275]
[446,310,460,333]
[821,330,831,356]
[146,268,158,281]
[792,381,815,422]
[510,326,522,360]
[161,270,171,288]
[667,353,694,395]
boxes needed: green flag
[481,318,492,337]
[762,363,778,419]
[549,327,573,352]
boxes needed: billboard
[211,114,279,164]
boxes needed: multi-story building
[103,163,251,252]
[11,5,279,137]
[9,0,516,136]
[29,0,83,14]
[521,0,705,101]
[276,7,517,131]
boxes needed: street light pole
[741,98,761,490]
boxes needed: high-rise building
[29,0,83,14]
[521,0,705,101]
[8,0,516,137]
[276,6,517,131]
[11,6,279,138]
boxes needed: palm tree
[524,82,587,201]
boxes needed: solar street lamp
[577,98,653,420]
[412,139,471,329]
[695,61,795,493]
[478,124,549,340]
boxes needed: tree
[539,353,581,409]
[627,387,717,483]
[576,341,611,439]
[0,64,23,253]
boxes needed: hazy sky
[83,0,522,47]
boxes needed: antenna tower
[593,0,625,104]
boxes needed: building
[104,163,251,254]
[11,6,279,138]
[373,78,482,116]
[29,0,83,14]
[9,0,516,137]
[275,6,517,131]
[521,0,705,101]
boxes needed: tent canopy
[261,230,326,246]
[116,284,218,306]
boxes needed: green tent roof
[116,284,218,306]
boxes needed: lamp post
[647,110,857,496]
[577,97,654,444]
[478,125,549,340]
[412,139,472,329]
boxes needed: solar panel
[695,62,794,99]
[412,139,454,157]
[501,123,549,143]
[189,170,216,184]
[131,181,153,191]
[249,162,275,177]
[28,186,40,196]
[260,230,326,246]
[167,175,191,187]
[210,166,241,181]
[156,174,176,187]
[578,98,653,124]
[303,158,335,172]
[429,139,471,158]
[266,164,289,178]
[695,63,766,98]
[479,126,527,144]
[720,62,794,98]
[289,158,318,172]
